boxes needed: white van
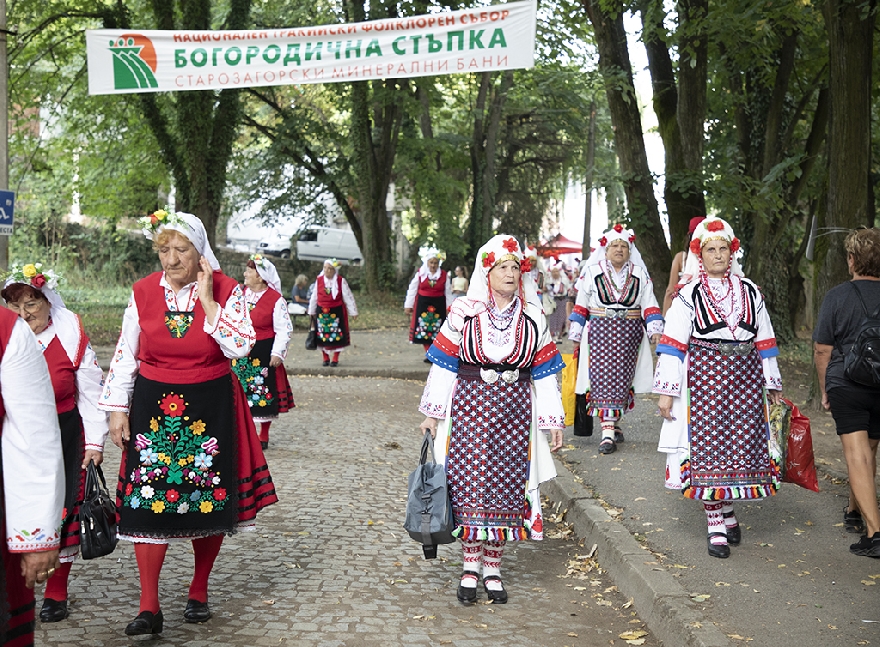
[296,227,362,264]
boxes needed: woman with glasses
[2,263,108,623]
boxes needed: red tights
[321,350,340,362]
[134,535,224,613]
[44,561,73,602]
[258,421,271,443]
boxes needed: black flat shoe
[260,441,268,450]
[614,429,625,443]
[456,571,479,604]
[39,598,69,623]
[598,438,616,454]
[124,610,163,636]
[330,361,338,367]
[707,532,730,559]
[183,598,212,623]
[725,525,741,545]
[482,575,508,604]
[322,360,330,367]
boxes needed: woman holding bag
[418,234,565,605]
[307,259,358,367]
[2,263,108,623]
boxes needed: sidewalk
[91,329,865,647]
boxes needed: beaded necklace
[699,265,744,336]
[601,260,634,303]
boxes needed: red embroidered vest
[316,275,344,309]
[419,270,447,298]
[250,288,283,341]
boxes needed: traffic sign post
[0,190,14,236]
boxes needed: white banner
[86,1,536,95]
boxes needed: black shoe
[850,532,880,557]
[844,507,865,534]
[598,438,616,454]
[614,429,625,443]
[260,441,268,450]
[183,599,212,623]
[456,571,479,604]
[330,361,338,367]
[322,360,330,367]
[707,532,730,559]
[124,610,164,636]
[722,511,741,545]
[482,575,508,604]
[39,598,69,623]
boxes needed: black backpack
[839,283,880,386]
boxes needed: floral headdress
[137,207,188,240]
[6,262,61,291]
[248,253,282,293]
[138,208,222,272]
[586,223,648,272]
[682,215,744,278]
[419,246,446,266]
[324,258,341,269]
[468,234,538,307]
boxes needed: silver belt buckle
[480,368,499,384]
[718,342,753,356]
[606,308,625,319]
[501,369,520,384]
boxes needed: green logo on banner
[110,34,158,90]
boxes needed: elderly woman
[814,228,880,556]
[543,261,572,341]
[0,305,64,645]
[418,235,565,605]
[233,254,294,450]
[288,273,311,316]
[2,264,108,623]
[655,216,782,559]
[568,224,664,454]
[308,259,358,367]
[404,248,452,360]
[99,210,277,637]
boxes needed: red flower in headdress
[613,223,624,233]
[598,236,608,247]
[690,239,702,254]
[628,234,636,243]
[520,258,532,273]
[502,238,519,253]
[730,237,740,253]
[482,251,495,268]
[31,274,46,288]
[706,220,725,232]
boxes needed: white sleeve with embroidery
[403,272,419,309]
[3,319,64,553]
[652,353,685,397]
[640,276,665,336]
[755,298,783,390]
[568,278,592,343]
[98,291,141,413]
[341,279,359,317]
[307,281,319,316]
[77,342,110,451]
[418,364,457,418]
[534,375,565,429]
[270,295,293,360]
[652,294,694,397]
[203,283,255,359]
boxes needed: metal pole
[0,0,8,270]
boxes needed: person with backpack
[814,227,880,557]
[654,216,783,558]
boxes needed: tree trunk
[582,0,670,296]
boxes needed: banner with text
[86,1,536,95]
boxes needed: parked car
[256,230,294,258]
[296,227,361,264]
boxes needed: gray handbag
[404,432,456,559]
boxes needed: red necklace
[699,266,743,335]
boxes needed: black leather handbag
[79,460,118,560]
[305,316,318,351]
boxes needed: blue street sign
[0,190,14,236]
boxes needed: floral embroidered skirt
[409,294,446,344]
[58,407,86,552]
[680,340,779,501]
[316,304,350,349]
[116,373,277,540]
[232,338,294,421]
[446,377,532,542]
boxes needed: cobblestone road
[37,376,659,647]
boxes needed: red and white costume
[0,309,64,644]
[404,250,453,345]
[307,267,358,352]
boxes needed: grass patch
[67,284,408,347]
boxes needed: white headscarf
[419,246,446,268]
[318,258,341,299]
[250,254,282,293]
[586,223,648,273]
[682,215,744,279]
[467,234,539,310]
[139,209,221,271]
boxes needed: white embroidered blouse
[245,287,293,360]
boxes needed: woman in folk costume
[404,247,453,360]
[568,224,664,454]
[418,235,565,605]
[1,264,108,624]
[654,216,783,559]
[0,306,65,646]
[99,209,277,637]
[543,260,572,341]
[232,254,294,450]
[308,259,358,367]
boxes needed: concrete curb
[542,458,734,647]
[286,367,427,381]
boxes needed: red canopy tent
[536,234,583,258]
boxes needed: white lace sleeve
[99,291,140,413]
[270,295,293,359]
[203,283,255,359]
[419,364,457,418]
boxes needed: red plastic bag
[782,398,819,492]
